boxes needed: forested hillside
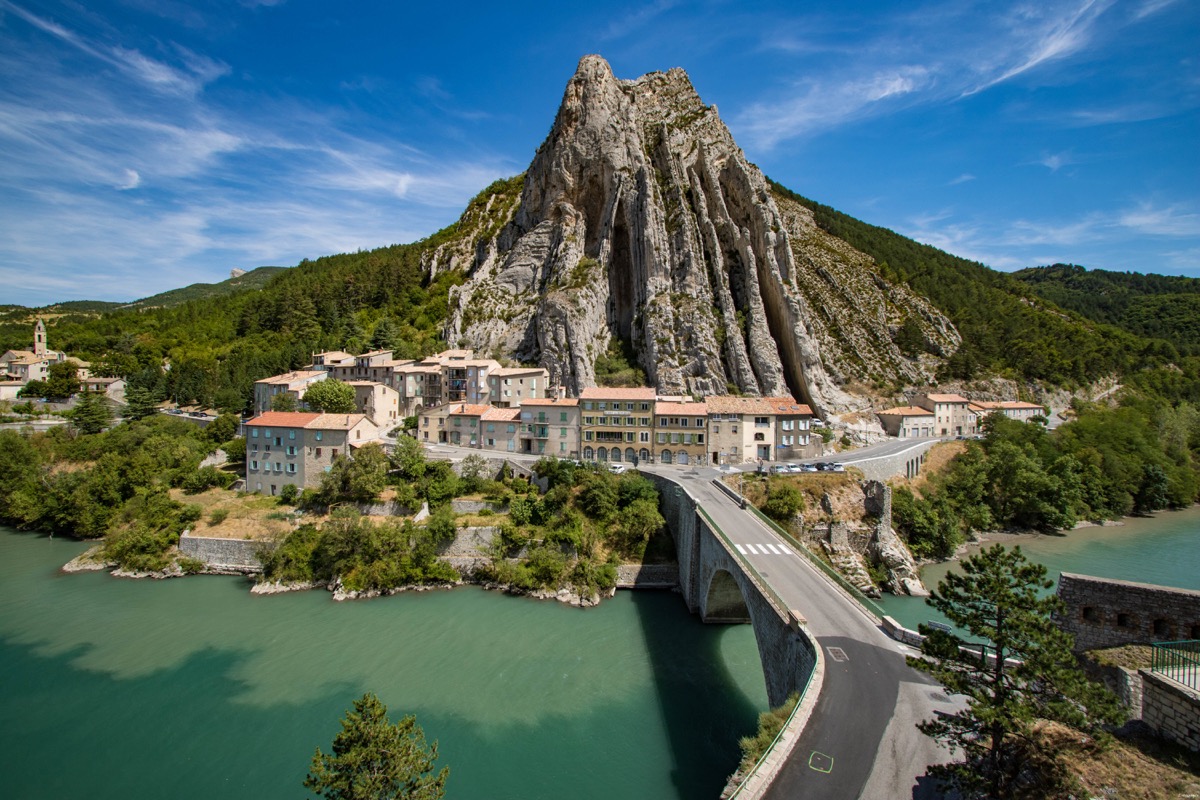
[768,182,1177,387]
[1013,264,1200,357]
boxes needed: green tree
[458,454,489,493]
[45,360,83,399]
[304,379,357,414]
[70,391,112,434]
[205,412,239,444]
[304,692,447,800]
[272,392,299,412]
[894,317,927,357]
[369,318,398,351]
[908,545,1123,799]
[391,435,427,481]
[123,385,160,420]
[762,482,804,522]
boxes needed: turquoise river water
[0,528,769,800]
[877,505,1200,631]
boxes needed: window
[487,423,495,432]
[639,417,650,426]
[713,425,720,434]
[288,430,296,439]
[507,424,516,433]
[507,440,515,451]
[1081,607,1100,623]
[251,428,258,438]
[732,425,738,434]
[331,449,338,459]
[640,432,650,443]
[560,442,566,453]
[264,429,271,438]
[626,432,634,442]
[250,460,258,470]
[560,412,568,422]
[584,431,594,441]
[487,438,495,447]
[274,462,282,473]
[315,431,323,441]
[626,403,634,411]
[275,437,283,446]
[315,447,322,457]
[657,433,667,444]
[658,417,667,427]
[286,445,297,456]
[287,464,296,474]
[584,401,593,410]
[584,416,594,425]
[754,432,765,441]
[640,403,650,411]
[560,428,567,438]
[695,418,704,427]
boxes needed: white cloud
[948,173,976,185]
[1118,203,1200,237]
[116,169,140,190]
[1037,151,1075,172]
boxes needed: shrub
[209,508,229,525]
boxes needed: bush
[182,465,235,494]
[762,483,804,523]
[208,508,229,525]
[279,483,299,504]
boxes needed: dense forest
[1013,263,1200,357]
[768,182,1181,388]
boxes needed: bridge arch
[704,568,751,623]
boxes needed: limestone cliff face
[443,55,957,414]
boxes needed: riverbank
[878,505,1200,632]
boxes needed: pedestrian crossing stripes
[734,543,796,556]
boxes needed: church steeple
[33,318,46,357]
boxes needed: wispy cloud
[1036,150,1075,172]
[601,0,681,41]
[948,173,976,185]
[732,0,1154,149]
[739,66,930,148]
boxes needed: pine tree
[369,318,398,351]
[70,391,112,435]
[304,693,447,800]
[908,545,1123,799]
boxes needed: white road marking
[735,544,747,554]
[765,543,783,554]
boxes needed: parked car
[799,463,818,473]
[830,463,846,472]
[608,463,628,475]
[784,463,803,473]
[770,464,790,475]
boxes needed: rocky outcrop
[444,55,959,415]
[863,480,927,596]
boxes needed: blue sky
[1,0,1197,306]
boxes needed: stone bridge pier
[647,474,818,708]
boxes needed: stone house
[654,401,708,465]
[252,370,327,415]
[244,411,380,495]
[767,398,816,459]
[970,400,1047,424]
[346,381,401,428]
[705,396,780,465]
[912,392,975,436]
[488,366,550,407]
[579,387,656,464]
[518,398,579,458]
[480,406,522,453]
[876,406,936,438]
[445,404,490,447]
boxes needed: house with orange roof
[765,397,817,460]
[244,411,380,495]
[517,398,579,458]
[653,401,708,465]
[480,406,523,453]
[705,396,781,465]
[578,387,656,464]
[876,406,936,438]
[913,392,976,436]
[252,370,328,415]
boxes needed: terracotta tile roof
[764,397,814,416]
[492,366,547,376]
[448,404,489,417]
[1000,401,1045,410]
[246,411,322,427]
[655,401,708,415]
[357,350,393,358]
[923,393,970,403]
[703,396,777,415]
[877,406,935,417]
[969,401,1003,410]
[481,407,521,421]
[519,398,578,406]
[578,387,657,400]
[257,370,326,386]
[308,413,370,430]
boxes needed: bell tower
[34,318,47,357]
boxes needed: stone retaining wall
[450,499,507,514]
[179,532,272,572]
[846,440,937,482]
[1141,669,1200,752]
[1056,572,1200,651]
[615,564,679,588]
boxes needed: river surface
[878,505,1200,632]
[0,528,768,800]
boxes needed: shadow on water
[629,589,767,799]
[0,636,362,800]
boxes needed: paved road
[656,468,958,800]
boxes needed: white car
[608,463,628,475]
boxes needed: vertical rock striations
[445,55,957,414]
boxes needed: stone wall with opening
[1056,572,1200,652]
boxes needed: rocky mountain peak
[440,55,957,414]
